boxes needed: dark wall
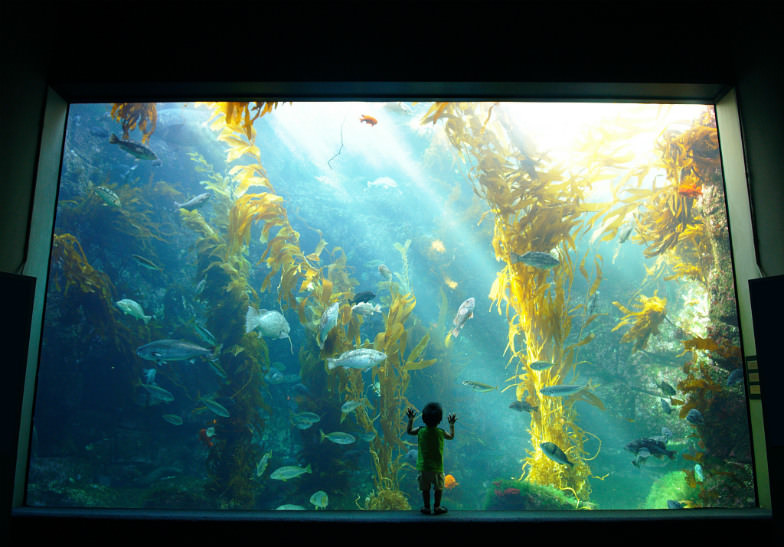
[2,1,782,543]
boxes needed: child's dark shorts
[418,471,445,491]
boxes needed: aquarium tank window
[26,101,756,511]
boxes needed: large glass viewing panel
[27,101,756,511]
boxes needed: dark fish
[540,441,573,466]
[351,291,376,304]
[136,339,213,365]
[509,400,537,413]
[727,368,744,386]
[109,134,159,161]
[132,254,161,271]
[667,500,685,509]
[625,437,675,459]
[657,380,676,396]
[660,398,672,414]
[685,408,704,425]
[511,251,560,269]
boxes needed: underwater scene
[26,100,756,511]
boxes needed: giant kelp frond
[207,101,283,141]
[51,233,115,299]
[611,292,667,353]
[110,103,157,144]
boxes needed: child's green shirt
[417,426,445,472]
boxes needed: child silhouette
[406,402,456,515]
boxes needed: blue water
[26,101,756,511]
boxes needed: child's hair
[422,402,443,426]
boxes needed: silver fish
[512,251,560,269]
[246,306,293,353]
[116,298,151,324]
[449,297,475,338]
[175,192,211,210]
[539,384,586,397]
[530,360,554,371]
[269,464,312,481]
[140,383,174,403]
[136,339,212,364]
[200,396,230,418]
[462,380,497,392]
[326,348,386,371]
[540,441,573,466]
[319,430,356,445]
[318,302,339,349]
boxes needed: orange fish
[677,182,702,198]
[359,114,378,126]
[444,474,459,489]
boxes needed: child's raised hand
[447,413,457,425]
[406,407,417,420]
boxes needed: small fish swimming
[539,384,586,397]
[351,301,382,315]
[462,380,497,392]
[319,430,356,445]
[685,408,704,425]
[509,400,537,413]
[245,306,293,353]
[378,264,392,280]
[175,192,211,210]
[326,348,387,371]
[109,133,159,161]
[131,254,161,271]
[115,298,151,324]
[136,339,213,365]
[309,490,329,509]
[448,297,475,340]
[340,400,363,414]
[140,383,174,403]
[94,185,121,208]
[540,441,573,466]
[318,302,339,349]
[256,451,272,478]
[359,431,376,442]
[694,463,704,482]
[511,251,560,269]
[142,368,156,384]
[529,360,554,371]
[727,368,744,386]
[631,447,651,467]
[625,437,675,460]
[660,398,672,414]
[275,504,305,510]
[351,291,376,304]
[291,412,320,430]
[444,474,458,490]
[269,464,312,481]
[200,396,230,418]
[657,380,676,396]
[359,114,378,126]
[161,414,183,426]
[667,500,685,509]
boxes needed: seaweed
[611,292,667,354]
[110,103,158,144]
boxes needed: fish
[94,186,121,207]
[660,398,672,414]
[529,360,554,371]
[131,254,161,271]
[359,431,377,442]
[318,302,339,349]
[200,396,230,418]
[444,474,459,490]
[109,133,159,161]
[326,348,387,371]
[509,400,537,413]
[462,380,497,392]
[340,400,363,414]
[245,306,293,353]
[625,438,675,459]
[359,114,378,126]
[291,414,319,430]
[193,322,217,347]
[140,383,174,403]
[694,463,704,482]
[136,339,213,365]
[618,222,634,244]
[367,176,398,189]
[264,369,300,385]
[657,380,676,396]
[319,430,356,445]
[511,251,559,269]
[269,464,312,481]
[115,298,152,324]
[275,504,305,510]
[540,441,573,466]
[351,290,376,304]
[667,500,685,509]
[448,297,475,339]
[727,368,744,386]
[351,302,382,315]
[539,384,587,397]
[198,427,215,448]
[256,451,272,477]
[309,490,329,509]
[161,414,183,425]
[685,408,704,425]
[142,368,156,384]
[175,192,211,210]
[378,264,392,280]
